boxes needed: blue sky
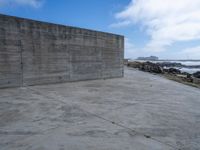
[0,0,200,59]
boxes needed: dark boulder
[193,71,200,78]
[181,72,192,78]
[157,62,183,68]
[127,61,142,68]
[164,68,181,74]
[127,61,163,73]
[139,61,163,73]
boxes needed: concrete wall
[0,14,124,88]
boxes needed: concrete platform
[0,67,200,150]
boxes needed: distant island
[135,56,200,62]
[137,56,159,61]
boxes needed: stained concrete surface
[0,67,200,150]
[0,14,124,88]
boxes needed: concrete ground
[0,67,200,150]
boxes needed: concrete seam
[19,36,24,87]
[27,87,180,150]
[80,109,179,150]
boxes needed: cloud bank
[0,0,43,8]
[125,38,136,58]
[113,0,200,52]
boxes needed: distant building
[137,56,159,61]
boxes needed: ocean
[134,60,200,74]
[165,61,200,66]
[161,61,200,74]
[179,68,200,74]
[162,61,200,74]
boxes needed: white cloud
[125,38,136,58]
[124,38,149,59]
[0,0,44,8]
[180,46,200,59]
[113,0,200,52]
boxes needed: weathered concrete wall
[0,15,22,88]
[0,14,124,88]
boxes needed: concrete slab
[0,67,200,150]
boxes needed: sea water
[134,60,200,74]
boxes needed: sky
[0,0,200,60]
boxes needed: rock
[193,71,200,78]
[127,61,142,68]
[164,68,181,74]
[157,62,183,68]
[181,72,192,78]
[127,61,163,73]
[183,77,193,82]
[157,62,200,69]
[192,77,200,84]
[139,61,163,73]
[176,74,193,82]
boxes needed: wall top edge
[0,13,124,38]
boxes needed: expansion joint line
[27,87,180,150]
[80,110,180,150]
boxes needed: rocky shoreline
[127,61,200,88]
[157,62,200,69]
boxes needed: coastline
[162,73,200,89]
[126,61,200,89]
